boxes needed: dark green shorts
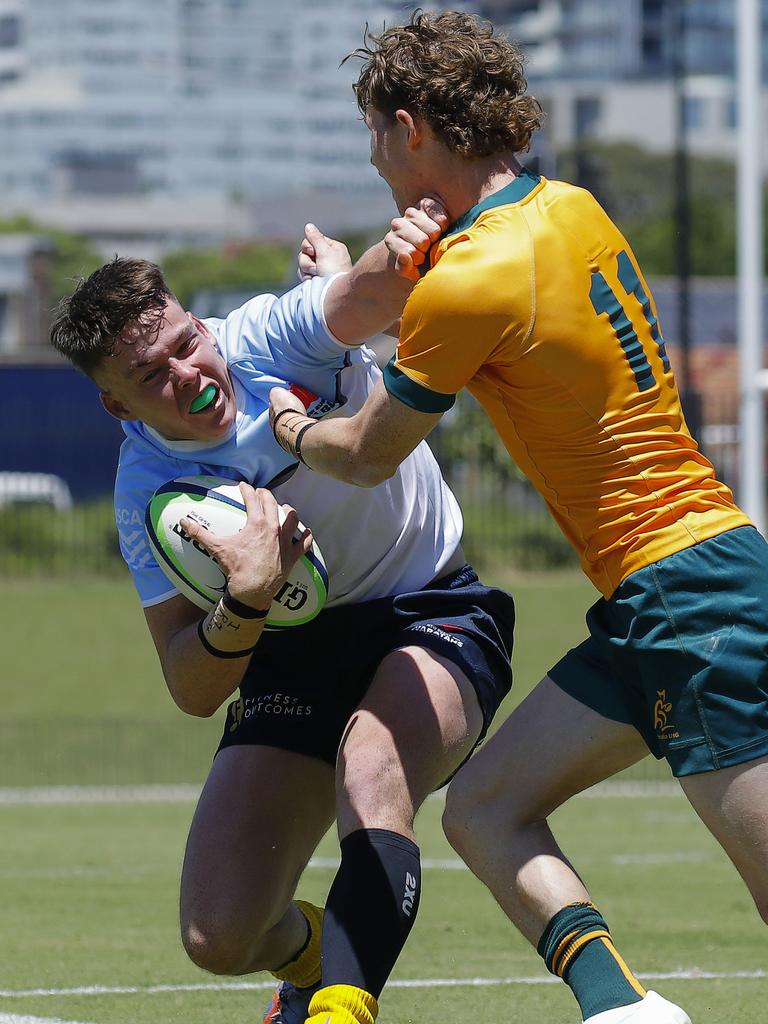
[549,526,768,777]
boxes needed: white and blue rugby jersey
[114,275,463,608]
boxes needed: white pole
[737,0,766,533]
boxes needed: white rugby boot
[582,990,692,1024]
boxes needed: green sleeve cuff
[383,358,456,413]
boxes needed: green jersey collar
[446,167,541,237]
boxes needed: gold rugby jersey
[383,169,750,597]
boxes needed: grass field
[1,573,613,786]
[0,790,765,1024]
[1,576,765,1023]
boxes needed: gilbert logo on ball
[145,476,328,629]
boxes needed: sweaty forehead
[118,301,181,348]
[115,304,189,361]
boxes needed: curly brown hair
[50,257,172,379]
[347,10,542,157]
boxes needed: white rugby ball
[145,475,328,629]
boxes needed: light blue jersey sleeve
[208,275,351,396]
[116,276,356,607]
[114,440,188,607]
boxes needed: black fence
[0,388,746,581]
[4,386,741,789]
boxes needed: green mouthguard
[190,384,217,414]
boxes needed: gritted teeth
[189,384,218,414]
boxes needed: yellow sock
[272,900,324,989]
[305,983,378,1024]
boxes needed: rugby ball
[145,475,328,629]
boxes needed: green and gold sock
[538,901,646,1020]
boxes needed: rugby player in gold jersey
[270,11,768,1024]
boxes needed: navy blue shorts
[550,527,768,777]
[217,564,515,768]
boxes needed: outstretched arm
[319,199,447,345]
[269,201,449,484]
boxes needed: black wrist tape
[271,407,301,434]
[222,587,270,619]
[294,420,317,466]
[197,619,257,659]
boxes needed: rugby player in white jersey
[50,232,514,1024]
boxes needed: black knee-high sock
[321,827,421,998]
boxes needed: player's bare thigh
[680,754,768,922]
[446,675,649,828]
[335,646,484,841]
[181,744,335,974]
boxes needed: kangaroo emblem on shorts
[654,690,677,738]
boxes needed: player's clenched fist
[297,223,353,281]
[385,197,449,281]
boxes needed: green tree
[161,241,294,307]
[0,215,104,306]
[555,143,767,276]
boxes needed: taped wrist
[222,587,270,619]
[273,409,316,465]
[197,595,267,658]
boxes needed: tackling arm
[321,200,448,345]
[270,378,442,487]
[321,240,412,346]
[270,200,449,483]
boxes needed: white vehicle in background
[0,471,73,510]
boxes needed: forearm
[271,378,441,488]
[147,486,307,715]
[325,241,413,344]
[297,414,399,487]
[162,600,267,716]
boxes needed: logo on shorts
[409,623,465,647]
[653,690,680,741]
[229,697,246,732]
[229,693,313,731]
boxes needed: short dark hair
[348,10,542,157]
[50,257,173,378]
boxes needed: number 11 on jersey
[590,250,671,393]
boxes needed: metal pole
[737,0,766,532]
[673,0,692,397]
[671,0,704,438]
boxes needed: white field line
[308,853,711,870]
[308,857,466,870]
[0,864,170,880]
[0,1015,93,1023]
[0,970,765,1000]
[0,780,680,807]
[0,851,714,881]
[0,785,200,806]
[611,852,708,865]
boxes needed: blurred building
[480,0,768,166]
[0,0,765,245]
[0,0,428,248]
[479,0,768,79]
